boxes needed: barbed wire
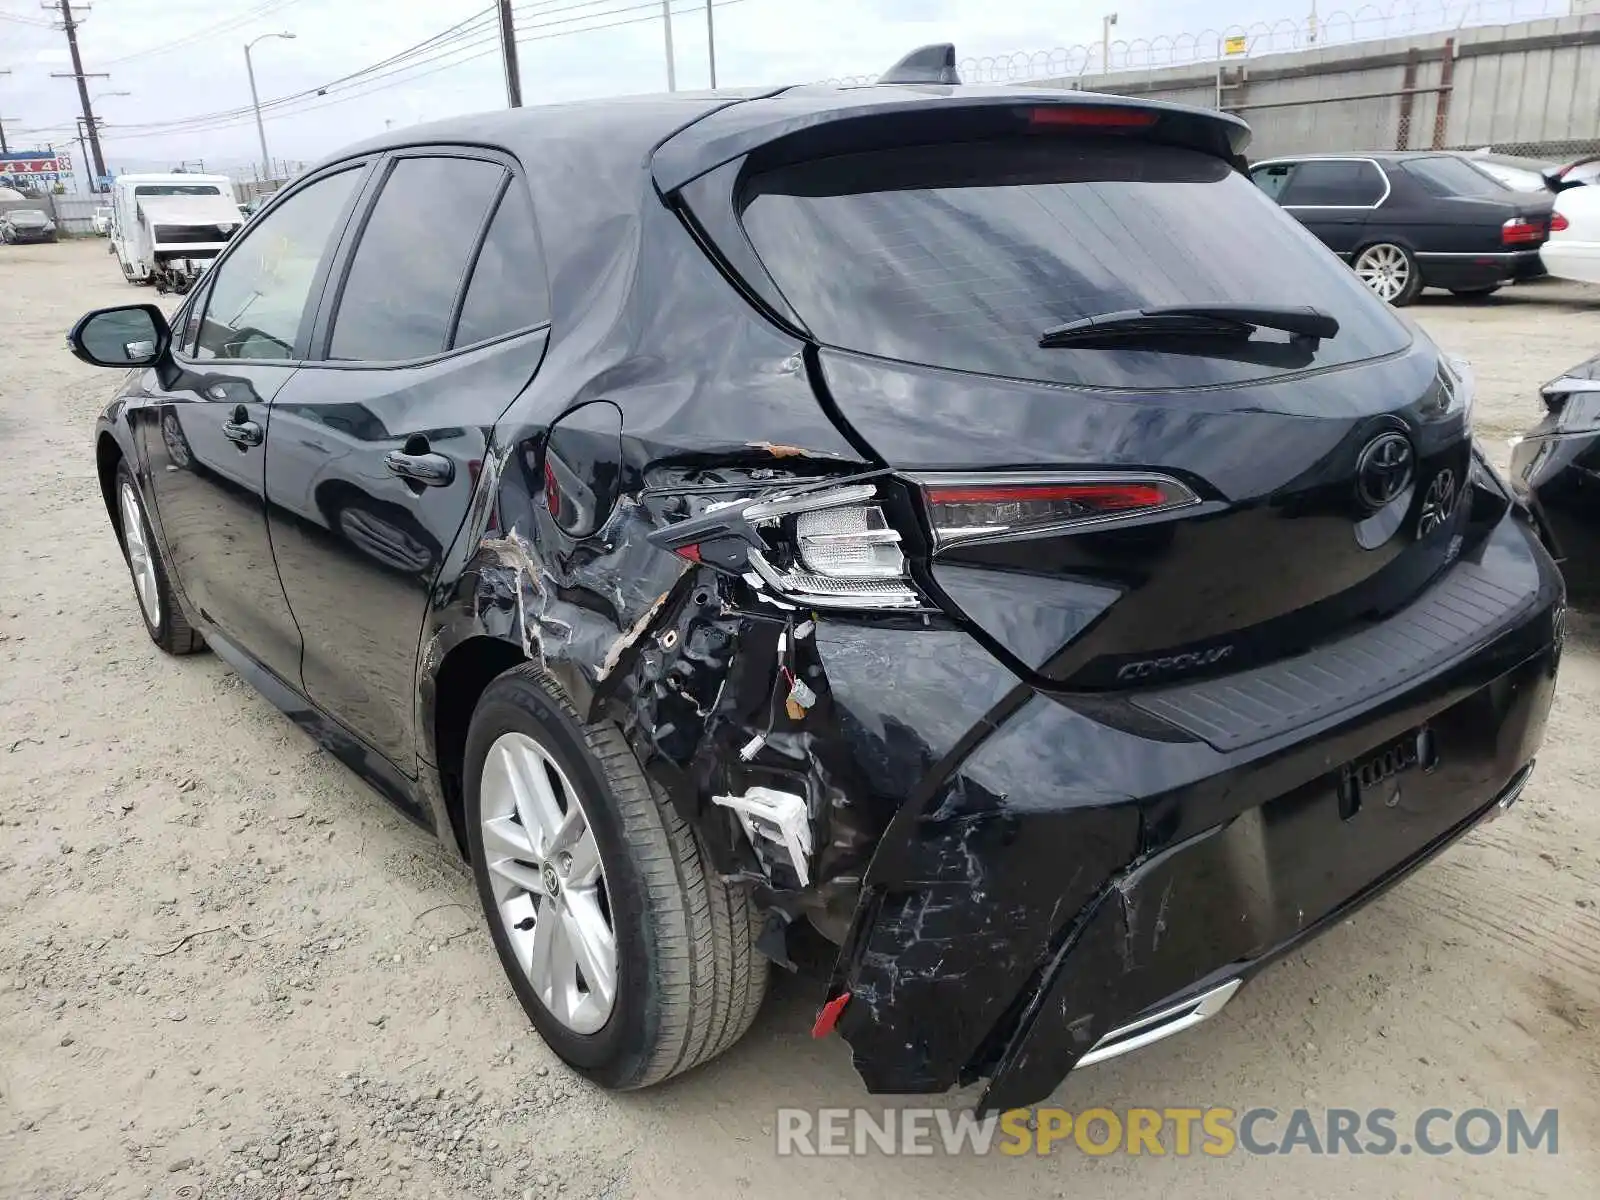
[824,0,1570,87]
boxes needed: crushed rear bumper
[825,511,1561,1111]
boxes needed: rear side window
[451,181,549,348]
[739,139,1410,389]
[1404,156,1508,199]
[1280,159,1386,206]
[329,156,505,361]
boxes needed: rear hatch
[684,100,1477,688]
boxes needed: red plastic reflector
[673,543,703,563]
[925,482,1166,509]
[543,460,560,516]
[1029,106,1157,129]
[1501,217,1545,245]
[1551,211,1570,233]
[812,992,851,1038]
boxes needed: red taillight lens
[1028,105,1158,129]
[917,474,1199,549]
[1502,216,1546,245]
[1550,211,1570,233]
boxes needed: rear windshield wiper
[1039,304,1341,349]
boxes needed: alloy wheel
[479,730,617,1035]
[118,481,161,627]
[1355,244,1411,303]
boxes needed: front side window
[328,156,506,362]
[1251,163,1296,202]
[1280,160,1386,206]
[194,168,362,361]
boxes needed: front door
[136,164,369,682]
[265,153,551,769]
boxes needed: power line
[98,0,306,67]
[104,0,737,139]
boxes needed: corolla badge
[1417,468,1458,537]
[1355,432,1415,510]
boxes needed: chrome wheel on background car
[119,480,162,628]
[1354,243,1419,305]
[479,730,617,1035]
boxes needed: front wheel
[114,461,205,655]
[1353,242,1422,306]
[465,666,768,1089]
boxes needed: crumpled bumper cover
[828,513,1562,1112]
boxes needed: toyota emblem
[1355,432,1415,510]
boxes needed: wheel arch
[428,633,530,857]
[97,430,127,545]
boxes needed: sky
[0,0,1563,182]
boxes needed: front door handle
[384,448,454,488]
[222,405,264,448]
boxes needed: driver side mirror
[67,304,171,368]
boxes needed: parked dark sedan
[0,207,58,243]
[1250,151,1554,304]
[1511,353,1600,599]
[70,67,1560,1113]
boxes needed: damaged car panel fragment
[77,58,1562,1109]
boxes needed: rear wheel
[114,461,204,655]
[1353,242,1422,306]
[465,666,767,1088]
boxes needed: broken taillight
[913,473,1200,550]
[652,481,927,610]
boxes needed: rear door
[1277,157,1388,256]
[732,133,1472,688]
[135,163,369,682]
[264,150,552,770]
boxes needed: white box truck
[110,173,242,294]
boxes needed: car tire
[1353,242,1423,306]
[464,665,768,1089]
[114,461,205,655]
[1450,285,1501,299]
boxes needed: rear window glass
[135,184,222,197]
[739,139,1411,389]
[1405,156,1508,199]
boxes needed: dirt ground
[1,239,1596,1200]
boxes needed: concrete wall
[1038,13,1600,159]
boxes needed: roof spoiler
[879,43,961,86]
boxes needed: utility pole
[46,0,109,187]
[0,69,10,155]
[661,0,677,92]
[705,0,717,89]
[497,0,522,107]
[75,117,92,193]
[1101,12,1119,74]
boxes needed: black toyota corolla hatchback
[72,62,1562,1113]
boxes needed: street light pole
[244,33,296,182]
[1102,12,1119,73]
[705,0,717,89]
[660,0,677,92]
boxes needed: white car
[92,206,112,236]
[1540,185,1600,285]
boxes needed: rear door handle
[384,449,454,488]
[222,410,264,447]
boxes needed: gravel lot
[2,239,1597,1199]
